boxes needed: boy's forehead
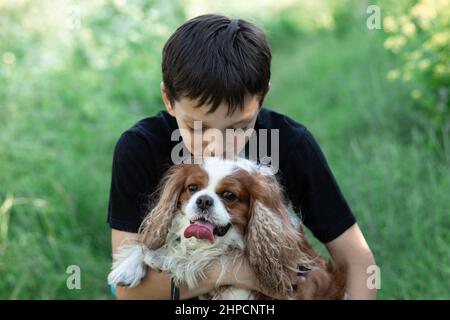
[178,95,260,121]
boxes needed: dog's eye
[221,191,237,202]
[188,184,198,193]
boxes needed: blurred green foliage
[0,0,449,299]
[383,0,450,146]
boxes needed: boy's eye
[188,184,198,193]
[187,125,206,131]
[231,124,251,130]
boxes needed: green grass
[1,12,449,299]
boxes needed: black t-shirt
[107,107,356,244]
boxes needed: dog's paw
[107,245,147,288]
[107,263,146,288]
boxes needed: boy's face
[161,82,264,157]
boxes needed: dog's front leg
[107,244,148,288]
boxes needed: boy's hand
[227,257,258,290]
[210,256,255,290]
[212,256,281,298]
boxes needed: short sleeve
[286,127,356,243]
[107,131,156,233]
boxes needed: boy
[107,14,376,299]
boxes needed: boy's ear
[161,81,175,116]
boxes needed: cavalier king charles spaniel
[108,157,346,299]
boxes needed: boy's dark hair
[162,14,272,116]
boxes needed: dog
[108,157,346,299]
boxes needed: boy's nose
[204,142,224,156]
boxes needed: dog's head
[140,157,312,297]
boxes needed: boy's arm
[326,223,377,300]
[111,229,225,300]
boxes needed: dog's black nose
[196,195,214,210]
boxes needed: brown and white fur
[107,157,346,299]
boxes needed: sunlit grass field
[0,1,448,299]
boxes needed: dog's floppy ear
[245,172,312,298]
[139,164,186,249]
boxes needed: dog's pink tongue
[184,220,215,244]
